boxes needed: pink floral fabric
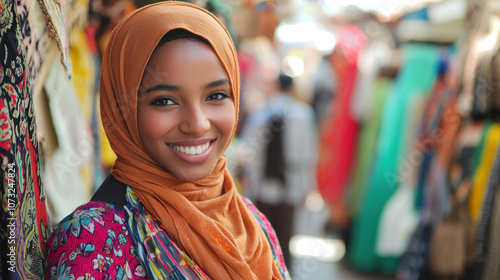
[45,202,146,279]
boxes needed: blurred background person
[239,73,318,266]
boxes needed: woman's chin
[175,169,213,182]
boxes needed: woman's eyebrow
[144,84,181,94]
[203,79,230,90]
[143,79,229,94]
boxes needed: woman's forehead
[140,39,231,88]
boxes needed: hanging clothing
[350,40,392,122]
[377,56,456,258]
[42,58,92,224]
[348,44,440,274]
[69,27,95,130]
[0,0,49,277]
[317,25,366,204]
[483,155,500,280]
[376,94,427,257]
[349,77,392,216]
[469,123,500,222]
[69,26,97,192]
[396,221,434,280]
[414,76,456,211]
[396,97,462,280]
[37,0,72,75]
[474,140,500,279]
[83,24,108,190]
[17,0,51,87]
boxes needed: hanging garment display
[483,162,500,280]
[0,0,50,277]
[474,142,500,279]
[378,54,456,258]
[38,0,72,75]
[348,44,440,273]
[42,59,92,224]
[396,96,462,280]
[425,124,481,279]
[83,25,108,190]
[373,94,424,270]
[69,27,97,192]
[377,183,420,256]
[414,72,457,212]
[456,0,491,120]
[376,93,427,257]
[350,41,392,122]
[429,199,471,278]
[469,123,500,222]
[317,25,366,204]
[17,0,51,87]
[428,118,477,279]
[349,77,392,216]
[396,221,434,280]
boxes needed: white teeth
[171,142,211,155]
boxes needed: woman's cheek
[214,103,236,138]
[140,110,173,140]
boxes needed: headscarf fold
[100,2,282,279]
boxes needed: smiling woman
[137,36,235,182]
[44,2,290,280]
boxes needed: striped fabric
[124,187,211,279]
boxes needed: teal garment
[349,77,393,217]
[348,44,440,273]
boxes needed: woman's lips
[168,139,215,163]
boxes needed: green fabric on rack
[376,93,427,257]
[349,77,392,217]
[348,44,440,274]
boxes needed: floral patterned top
[45,186,290,279]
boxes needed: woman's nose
[179,104,211,136]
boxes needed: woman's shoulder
[239,195,271,230]
[50,201,126,238]
[45,201,147,279]
[239,195,290,279]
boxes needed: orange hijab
[100,2,282,279]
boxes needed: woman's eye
[206,92,229,101]
[151,97,175,106]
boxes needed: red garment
[317,25,366,203]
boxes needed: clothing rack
[320,1,500,279]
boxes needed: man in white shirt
[240,73,318,265]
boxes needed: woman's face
[137,38,236,182]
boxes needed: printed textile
[45,186,290,279]
[0,0,49,277]
[17,0,51,87]
[37,0,72,75]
